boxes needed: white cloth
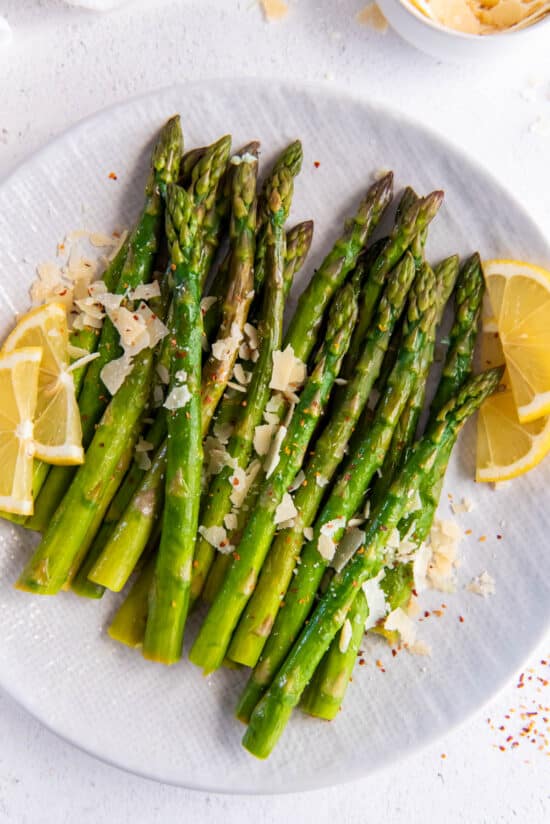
[0,16,12,47]
[63,1,134,9]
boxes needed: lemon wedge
[483,259,550,423]
[476,313,550,482]
[0,348,42,515]
[2,303,84,465]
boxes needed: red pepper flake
[108,171,118,180]
[391,649,397,658]
[441,753,447,759]
[424,610,430,618]
[358,658,366,666]
[232,552,240,561]
[479,535,487,542]
[459,615,465,623]
[496,534,503,540]
[313,161,321,168]
[465,529,472,536]
[433,609,444,618]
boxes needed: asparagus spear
[141,183,204,664]
[253,141,303,292]
[431,253,484,415]
[26,116,183,533]
[242,366,503,758]
[235,261,439,721]
[340,190,443,377]
[200,148,259,429]
[228,252,416,668]
[284,174,394,358]
[190,184,289,605]
[108,554,157,648]
[369,255,460,511]
[189,280,359,674]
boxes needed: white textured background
[0,1,549,822]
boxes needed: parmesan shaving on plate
[362,570,388,630]
[264,424,287,479]
[269,345,307,395]
[288,469,305,492]
[240,322,260,362]
[260,0,288,21]
[357,3,388,32]
[451,496,474,514]
[303,526,314,542]
[198,525,234,555]
[339,619,353,653]
[384,607,417,647]
[315,474,329,488]
[203,437,231,479]
[317,517,347,562]
[415,517,462,593]
[233,363,252,386]
[131,281,161,301]
[212,420,233,444]
[467,570,496,597]
[274,492,298,525]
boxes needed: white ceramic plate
[0,80,549,794]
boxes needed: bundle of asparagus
[4,115,503,759]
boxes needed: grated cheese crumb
[467,570,496,597]
[339,619,353,653]
[213,420,233,444]
[289,469,305,492]
[317,533,337,562]
[451,496,475,515]
[332,526,365,573]
[357,3,388,32]
[315,474,329,488]
[131,282,161,301]
[303,526,314,542]
[211,322,244,362]
[233,363,252,386]
[229,459,262,508]
[200,296,217,314]
[409,640,432,656]
[224,512,238,531]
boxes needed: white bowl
[377,0,550,60]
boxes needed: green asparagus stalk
[228,252,416,668]
[235,261,439,721]
[284,174,394,358]
[430,253,484,415]
[253,141,303,291]
[140,184,203,665]
[26,116,183,533]
[369,255,460,511]
[242,366,503,758]
[190,190,289,605]
[190,280,359,674]
[340,189,443,377]
[200,149,259,429]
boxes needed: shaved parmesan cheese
[66,350,100,373]
[230,152,259,165]
[339,619,353,653]
[224,512,238,531]
[409,640,432,656]
[315,474,329,488]
[384,607,416,647]
[229,459,261,508]
[253,423,277,456]
[332,526,365,573]
[131,282,161,301]
[100,353,133,395]
[274,492,298,525]
[303,526,314,542]
[320,516,346,539]
[211,322,244,362]
[357,3,388,33]
[426,517,462,592]
[261,0,288,20]
[264,424,287,479]
[164,384,192,411]
[227,381,247,393]
[244,323,259,350]
[213,420,233,444]
[203,437,230,478]
[413,543,432,593]
[90,231,119,248]
[362,570,388,630]
[451,497,475,515]
[467,570,495,597]
[198,525,234,554]
[269,345,307,394]
[108,306,145,347]
[317,533,336,562]
[233,363,252,386]
[289,469,305,492]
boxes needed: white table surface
[0,1,549,821]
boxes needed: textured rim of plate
[0,78,549,795]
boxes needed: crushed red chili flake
[108,171,118,180]
[313,161,321,168]
[459,615,465,623]
[479,535,487,543]
[232,552,240,561]
[358,658,366,666]
[465,529,472,536]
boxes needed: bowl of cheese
[377,0,550,59]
